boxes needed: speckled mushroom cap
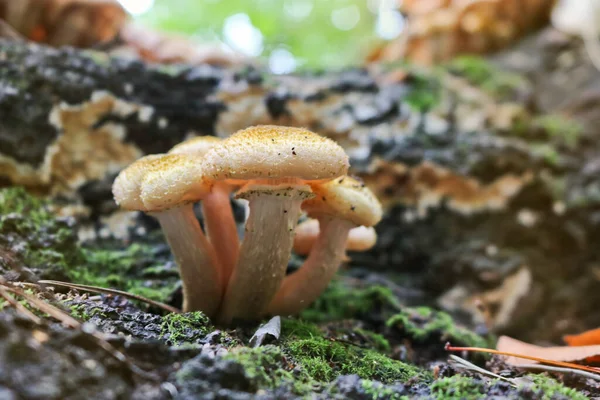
[168,135,222,157]
[140,154,211,212]
[302,176,383,227]
[112,154,164,211]
[201,125,349,182]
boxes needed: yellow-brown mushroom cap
[201,125,349,182]
[302,176,383,227]
[140,153,211,212]
[112,154,164,211]
[168,135,222,157]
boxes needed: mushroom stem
[152,205,222,316]
[267,216,354,316]
[217,185,310,324]
[201,183,239,287]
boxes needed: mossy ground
[0,187,178,303]
[0,187,594,398]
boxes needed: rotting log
[1,30,599,342]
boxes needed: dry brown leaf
[564,327,600,347]
[497,335,600,366]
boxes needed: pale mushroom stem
[152,205,222,316]
[267,216,354,316]
[201,183,240,287]
[217,189,306,324]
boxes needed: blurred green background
[119,0,405,72]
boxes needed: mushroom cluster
[112,125,382,324]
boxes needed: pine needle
[446,343,600,376]
[38,280,180,314]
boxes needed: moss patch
[224,345,316,395]
[525,374,589,400]
[160,312,213,345]
[283,319,429,384]
[0,187,178,303]
[403,69,441,112]
[300,279,401,322]
[386,307,488,348]
[360,379,407,400]
[532,114,583,150]
[430,376,487,400]
[446,56,525,100]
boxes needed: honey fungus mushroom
[168,135,239,288]
[112,153,222,316]
[267,176,382,316]
[201,125,349,324]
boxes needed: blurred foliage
[139,0,384,70]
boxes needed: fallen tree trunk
[0,31,599,342]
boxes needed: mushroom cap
[294,218,378,255]
[302,176,383,227]
[168,135,222,157]
[201,125,349,182]
[140,154,211,211]
[347,226,378,251]
[112,154,164,211]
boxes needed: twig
[448,355,516,386]
[0,285,43,324]
[38,280,181,314]
[516,363,600,382]
[0,279,158,380]
[446,343,600,376]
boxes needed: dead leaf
[249,316,281,348]
[497,335,600,366]
[564,327,600,346]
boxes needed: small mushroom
[267,176,382,316]
[293,218,377,257]
[201,125,349,324]
[112,153,222,316]
[169,136,239,287]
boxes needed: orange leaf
[564,327,600,346]
[497,335,600,366]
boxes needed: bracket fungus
[113,153,222,316]
[201,125,349,324]
[268,176,382,316]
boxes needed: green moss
[360,380,407,400]
[532,114,583,150]
[286,335,428,384]
[281,318,322,339]
[526,374,588,400]
[430,376,486,400]
[403,69,441,112]
[356,328,391,353]
[160,311,213,345]
[446,56,525,99]
[224,345,316,394]
[300,279,401,322]
[532,143,561,166]
[68,303,107,321]
[82,50,112,67]
[386,307,487,348]
[0,187,178,303]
